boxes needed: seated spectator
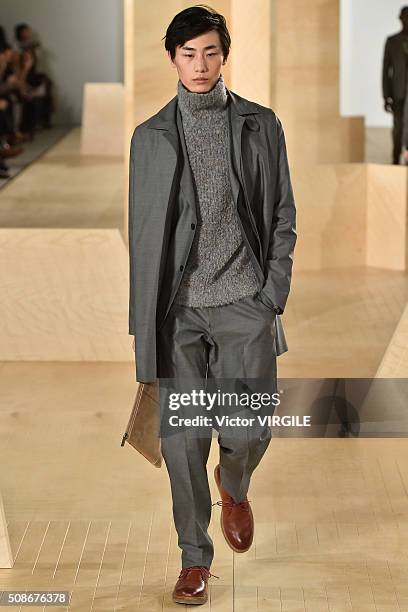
[0,43,25,178]
[0,22,56,179]
[14,23,54,130]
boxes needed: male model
[128,5,296,605]
[383,5,408,164]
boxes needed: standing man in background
[383,5,408,164]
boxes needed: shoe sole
[172,593,208,604]
[214,465,254,553]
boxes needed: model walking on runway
[128,4,297,604]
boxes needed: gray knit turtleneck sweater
[173,73,258,307]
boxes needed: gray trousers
[156,292,278,568]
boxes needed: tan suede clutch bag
[121,381,162,468]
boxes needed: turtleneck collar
[177,73,228,118]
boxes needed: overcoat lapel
[176,106,198,219]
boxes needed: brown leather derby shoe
[173,565,219,604]
[213,463,254,552]
[172,565,219,605]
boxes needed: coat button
[179,265,184,271]
[191,223,195,230]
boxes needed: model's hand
[384,98,393,113]
[132,337,135,352]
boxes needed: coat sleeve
[382,37,393,101]
[128,128,137,336]
[261,113,297,314]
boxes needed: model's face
[169,30,226,93]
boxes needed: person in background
[14,23,54,130]
[0,44,26,179]
[382,5,408,164]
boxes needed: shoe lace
[212,499,252,511]
[178,565,220,580]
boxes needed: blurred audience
[14,23,54,130]
[0,22,55,179]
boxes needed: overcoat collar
[145,86,260,134]
[145,87,261,159]
[144,86,261,214]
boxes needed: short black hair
[0,25,8,48]
[400,5,408,17]
[162,4,231,61]
[15,22,29,41]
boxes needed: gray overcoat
[128,86,297,383]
